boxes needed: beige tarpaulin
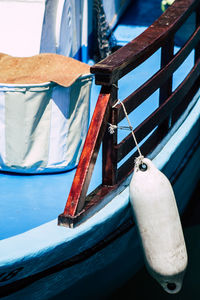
[0,53,91,87]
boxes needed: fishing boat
[0,0,200,298]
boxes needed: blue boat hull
[1,91,200,299]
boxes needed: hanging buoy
[129,158,188,294]
[108,99,187,293]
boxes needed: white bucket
[0,74,92,174]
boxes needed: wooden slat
[58,86,113,224]
[117,111,200,182]
[90,0,199,85]
[116,56,200,163]
[171,71,200,124]
[116,128,162,182]
[116,26,200,123]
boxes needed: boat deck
[0,0,196,240]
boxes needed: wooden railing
[58,0,200,227]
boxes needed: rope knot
[108,123,117,134]
[134,156,144,171]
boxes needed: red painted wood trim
[90,0,199,85]
[58,86,112,221]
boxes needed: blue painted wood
[0,1,199,298]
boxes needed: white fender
[129,158,188,294]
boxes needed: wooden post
[102,83,118,186]
[159,37,174,131]
[195,4,200,63]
